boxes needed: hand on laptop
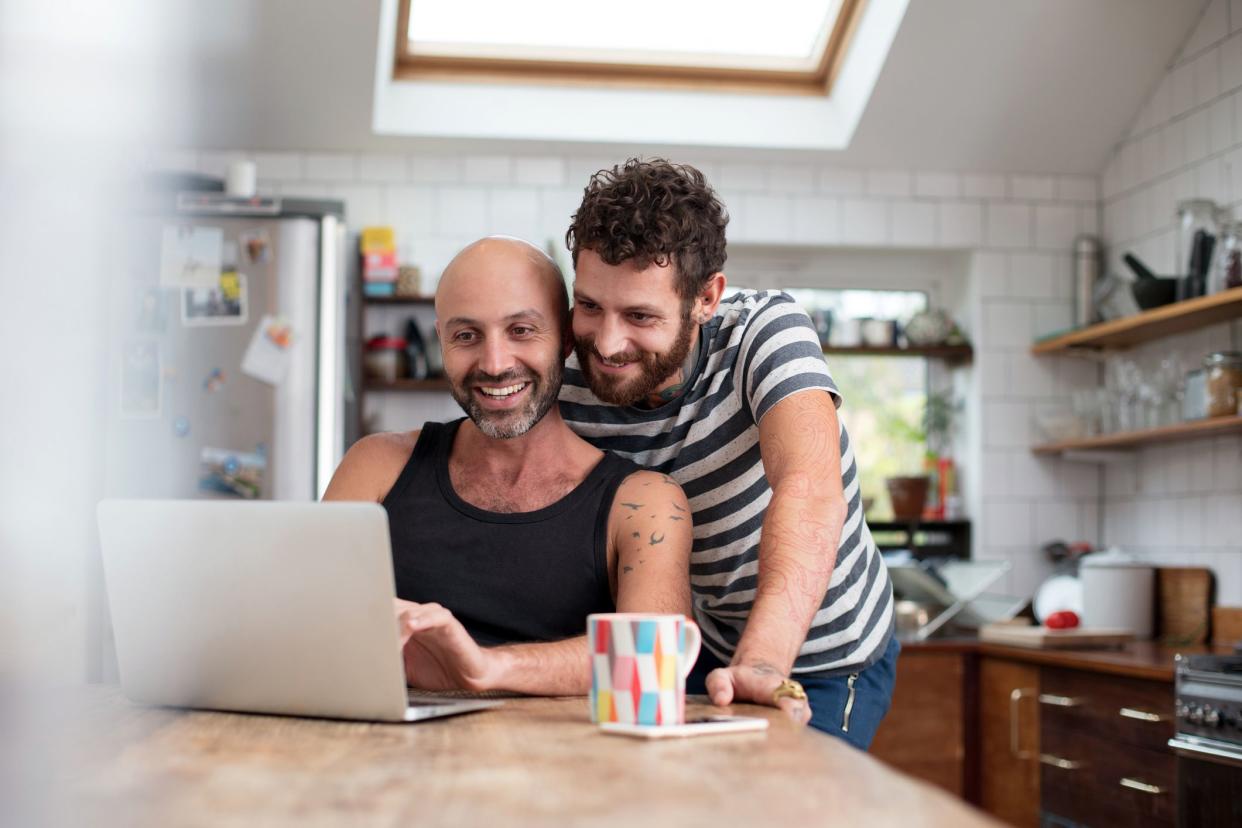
[395,598,495,692]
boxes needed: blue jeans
[687,634,900,751]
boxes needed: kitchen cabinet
[870,649,969,797]
[1038,667,1175,828]
[979,657,1041,827]
[879,642,1197,827]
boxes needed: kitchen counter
[46,687,1001,828]
[900,637,1232,682]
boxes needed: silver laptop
[96,499,502,723]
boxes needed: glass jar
[1209,221,1242,294]
[364,335,408,383]
[1176,199,1225,300]
[1204,351,1242,417]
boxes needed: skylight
[397,0,859,95]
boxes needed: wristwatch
[772,678,807,705]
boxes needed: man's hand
[705,661,813,726]
[394,598,496,692]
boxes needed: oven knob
[1203,707,1221,728]
[1188,705,1205,724]
[1176,702,1190,719]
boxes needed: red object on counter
[1045,610,1081,630]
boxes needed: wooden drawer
[1038,667,1173,752]
[1041,723,1175,827]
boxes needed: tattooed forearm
[734,391,847,671]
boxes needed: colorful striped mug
[588,613,702,726]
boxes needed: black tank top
[382,419,639,646]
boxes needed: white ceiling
[170,0,1208,175]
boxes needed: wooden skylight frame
[394,0,867,97]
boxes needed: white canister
[225,160,257,198]
[1079,552,1155,637]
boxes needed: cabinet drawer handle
[1120,777,1167,795]
[1118,707,1168,723]
[1009,688,1036,759]
[1039,753,1085,770]
[1038,693,1082,708]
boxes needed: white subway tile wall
[1102,0,1242,605]
[149,147,1104,598]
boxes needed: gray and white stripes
[560,290,894,676]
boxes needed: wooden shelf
[1031,286,1242,354]
[363,294,434,306]
[1031,416,1242,455]
[364,377,451,392]
[822,344,973,362]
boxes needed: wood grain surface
[50,687,1001,828]
[870,651,966,796]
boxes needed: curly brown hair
[566,158,728,300]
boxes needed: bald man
[324,237,692,695]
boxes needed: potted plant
[884,391,961,521]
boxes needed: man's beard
[573,311,695,406]
[449,359,563,439]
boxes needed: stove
[1170,653,1242,757]
[1169,653,1242,827]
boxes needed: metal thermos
[1073,235,1101,328]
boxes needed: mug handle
[679,619,702,682]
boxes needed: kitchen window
[783,288,931,520]
[394,0,864,96]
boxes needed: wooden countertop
[50,687,1001,828]
[900,637,1232,682]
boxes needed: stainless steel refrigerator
[105,193,349,503]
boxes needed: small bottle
[404,318,429,380]
[1073,236,1101,327]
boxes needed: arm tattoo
[620,502,643,510]
[671,501,686,512]
[649,532,665,546]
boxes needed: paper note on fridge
[241,314,294,385]
[159,224,223,288]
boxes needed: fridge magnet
[119,341,162,419]
[240,314,294,386]
[159,224,222,289]
[133,286,170,333]
[203,368,226,393]
[182,271,248,327]
[173,416,191,438]
[198,445,266,499]
[240,228,272,264]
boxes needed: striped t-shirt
[559,290,894,676]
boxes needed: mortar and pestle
[1123,252,1179,310]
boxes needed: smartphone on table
[599,715,769,739]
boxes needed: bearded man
[324,236,693,695]
[558,159,897,748]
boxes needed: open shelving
[823,344,973,363]
[1031,286,1242,354]
[364,377,451,393]
[1031,416,1242,456]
